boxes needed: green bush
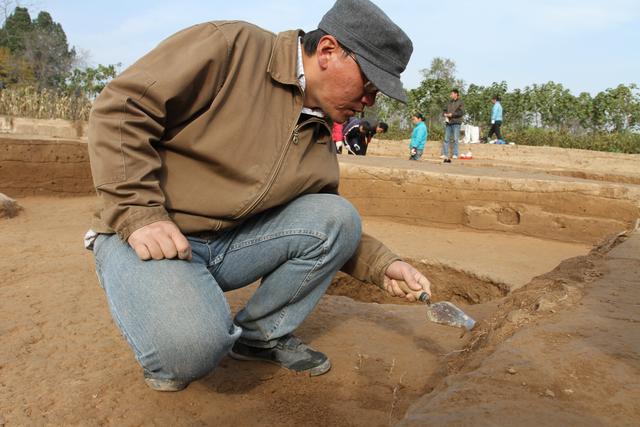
[384,124,640,154]
[384,123,445,141]
[383,126,411,140]
[505,128,640,154]
[427,124,444,141]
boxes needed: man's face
[412,116,419,124]
[376,126,385,133]
[315,40,378,123]
[450,91,458,100]
[491,99,496,104]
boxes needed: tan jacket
[88,21,400,286]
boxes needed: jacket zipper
[232,116,328,219]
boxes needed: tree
[524,82,575,130]
[370,93,409,130]
[65,63,119,99]
[22,11,75,89]
[408,58,464,132]
[592,84,640,133]
[0,5,30,53]
[502,86,531,130]
[0,44,34,87]
[464,81,508,126]
[573,92,593,133]
[0,7,76,89]
[420,57,463,88]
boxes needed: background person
[360,121,388,155]
[343,116,372,155]
[409,113,427,160]
[487,95,505,144]
[442,89,464,161]
[332,121,344,153]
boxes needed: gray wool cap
[318,0,413,103]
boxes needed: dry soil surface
[367,139,640,185]
[0,197,490,426]
[1,195,638,426]
[400,232,640,427]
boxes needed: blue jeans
[443,123,461,157]
[92,194,362,386]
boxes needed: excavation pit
[329,259,509,306]
[1,124,639,426]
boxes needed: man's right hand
[127,220,192,261]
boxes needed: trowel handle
[417,292,431,303]
[397,280,431,304]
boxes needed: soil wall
[339,161,639,245]
[0,136,93,197]
[1,133,638,245]
[0,115,87,139]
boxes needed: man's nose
[362,92,377,107]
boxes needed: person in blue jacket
[487,95,505,144]
[409,113,427,160]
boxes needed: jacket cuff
[340,232,403,288]
[372,252,403,289]
[114,206,172,241]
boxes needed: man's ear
[315,35,341,70]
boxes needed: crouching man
[87,0,431,391]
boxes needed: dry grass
[0,86,91,121]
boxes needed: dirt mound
[448,235,612,365]
[400,231,640,426]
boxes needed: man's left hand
[383,261,432,302]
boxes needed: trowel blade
[425,301,476,331]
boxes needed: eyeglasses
[347,52,379,98]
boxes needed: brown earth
[367,139,640,185]
[0,197,496,426]
[1,128,639,426]
[0,135,93,197]
[400,232,640,427]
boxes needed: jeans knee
[152,322,241,382]
[321,195,362,256]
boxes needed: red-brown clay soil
[1,134,639,426]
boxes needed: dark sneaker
[444,158,452,163]
[229,335,331,376]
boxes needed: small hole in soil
[498,208,521,226]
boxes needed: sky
[15,0,640,95]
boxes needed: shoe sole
[229,349,332,377]
[144,377,189,392]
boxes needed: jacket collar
[268,29,305,87]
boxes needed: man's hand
[127,220,192,261]
[383,260,431,302]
